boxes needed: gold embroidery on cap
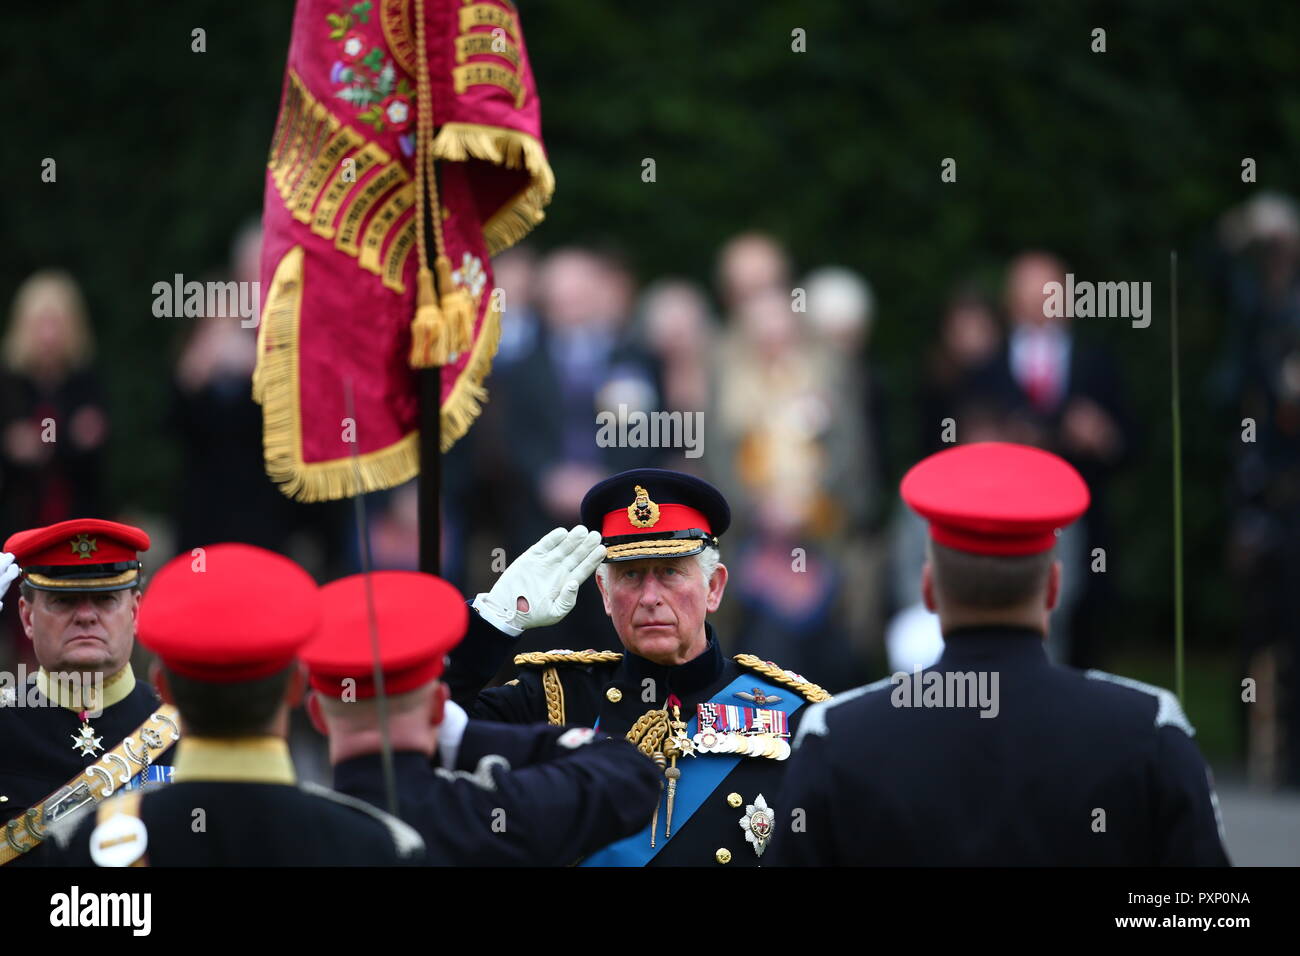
[626,485,661,529]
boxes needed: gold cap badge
[626,485,661,529]
[70,534,98,559]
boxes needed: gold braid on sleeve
[733,654,833,703]
[541,666,566,725]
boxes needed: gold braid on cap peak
[512,650,623,667]
[733,654,833,703]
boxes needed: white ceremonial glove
[0,553,18,614]
[472,526,605,636]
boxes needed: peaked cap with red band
[139,544,320,683]
[4,518,150,592]
[900,442,1090,556]
[580,468,731,562]
[303,571,468,698]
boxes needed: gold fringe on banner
[430,122,555,256]
[253,244,506,501]
[439,274,503,451]
[256,245,417,502]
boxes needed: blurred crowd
[3,197,1300,786]
[1209,192,1300,788]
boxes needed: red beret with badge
[303,571,468,698]
[138,543,320,682]
[900,442,1090,556]
[3,518,150,592]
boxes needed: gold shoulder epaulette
[513,649,624,668]
[733,654,832,703]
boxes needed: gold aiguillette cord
[664,704,690,839]
[626,706,672,848]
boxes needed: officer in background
[44,543,422,866]
[303,570,661,865]
[446,468,831,866]
[772,442,1230,866]
[0,520,176,866]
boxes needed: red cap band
[602,503,712,538]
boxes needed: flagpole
[1170,250,1184,705]
[418,369,442,576]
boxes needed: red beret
[900,442,1090,556]
[4,518,150,592]
[139,544,319,682]
[303,571,468,699]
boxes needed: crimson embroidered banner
[254,0,552,501]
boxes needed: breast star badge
[72,722,104,757]
[739,793,775,857]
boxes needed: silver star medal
[739,793,775,857]
[72,722,104,758]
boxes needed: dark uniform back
[334,727,660,867]
[45,776,423,867]
[772,629,1230,866]
[37,543,426,866]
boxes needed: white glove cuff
[437,700,469,770]
[471,593,525,638]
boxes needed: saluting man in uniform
[45,543,423,866]
[304,570,662,866]
[0,520,177,867]
[772,442,1230,866]
[446,468,831,866]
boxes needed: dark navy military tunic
[333,721,660,866]
[446,613,826,866]
[771,628,1231,866]
[44,779,424,867]
[0,674,176,867]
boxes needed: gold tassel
[409,267,451,368]
[435,254,476,357]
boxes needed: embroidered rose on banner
[340,29,367,63]
[381,94,413,133]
